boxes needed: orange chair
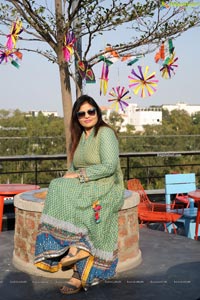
[127,179,184,234]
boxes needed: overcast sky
[0,15,199,116]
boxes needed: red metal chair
[127,178,184,234]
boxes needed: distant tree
[0,0,200,164]
[108,111,123,133]
[125,124,135,135]
[192,112,200,125]
[0,109,11,118]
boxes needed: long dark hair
[69,95,113,161]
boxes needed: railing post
[35,159,38,185]
[147,167,149,186]
[127,156,130,180]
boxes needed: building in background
[123,104,162,131]
[162,102,200,116]
[101,103,162,132]
[101,104,162,132]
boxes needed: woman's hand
[63,172,79,179]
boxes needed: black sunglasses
[77,108,97,119]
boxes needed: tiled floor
[0,227,200,300]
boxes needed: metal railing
[0,150,200,188]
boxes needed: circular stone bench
[12,188,142,278]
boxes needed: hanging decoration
[0,49,22,68]
[77,60,96,83]
[6,19,23,51]
[99,46,120,95]
[0,19,23,69]
[99,46,120,65]
[128,65,158,98]
[92,200,102,224]
[100,61,110,95]
[0,49,13,64]
[108,86,131,113]
[154,39,178,79]
[121,54,141,66]
[63,30,76,62]
[11,50,23,68]
[160,53,178,79]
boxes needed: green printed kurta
[34,126,125,284]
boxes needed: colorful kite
[77,60,96,83]
[6,19,23,51]
[128,65,158,98]
[63,30,76,62]
[108,86,131,112]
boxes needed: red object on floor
[0,184,40,232]
[188,190,200,240]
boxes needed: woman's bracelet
[78,169,88,183]
[79,173,85,183]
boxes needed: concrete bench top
[14,188,140,212]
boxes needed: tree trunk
[58,58,72,167]
[55,0,73,168]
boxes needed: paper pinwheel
[6,19,23,51]
[0,49,22,68]
[108,86,131,112]
[160,53,178,79]
[128,65,158,98]
[63,30,76,62]
[0,49,13,64]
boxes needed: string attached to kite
[128,65,158,98]
[108,86,131,113]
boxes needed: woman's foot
[60,271,82,295]
[60,277,82,294]
[60,246,90,267]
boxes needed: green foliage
[107,111,123,133]
[115,109,200,189]
[0,110,66,184]
[0,110,65,156]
